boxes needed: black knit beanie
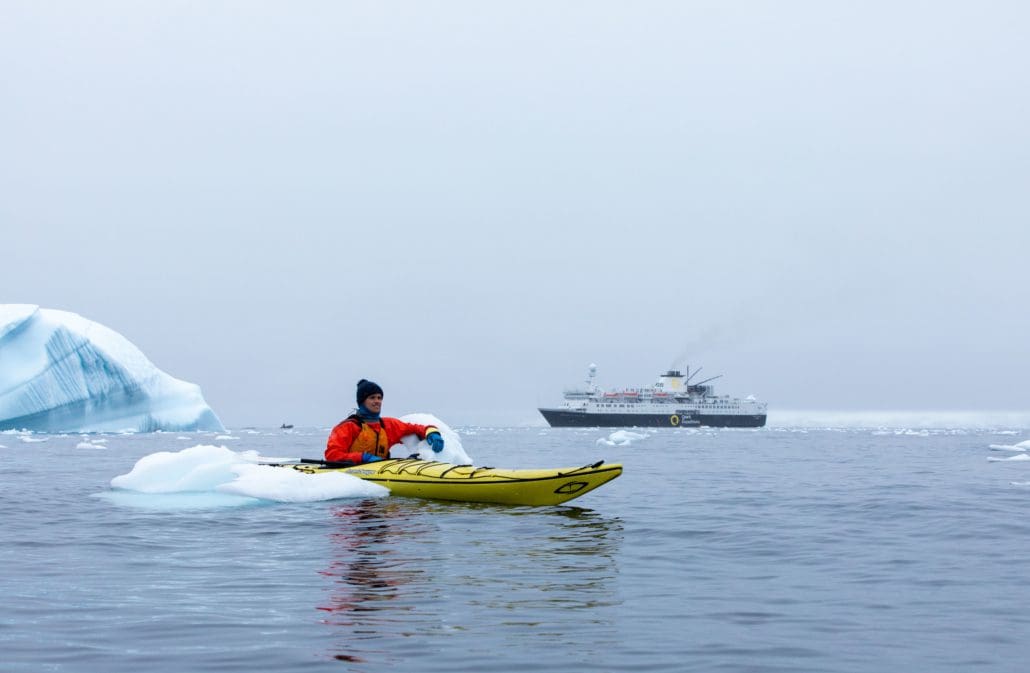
[356,379,384,406]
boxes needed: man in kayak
[325,378,445,464]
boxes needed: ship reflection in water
[539,363,767,428]
[318,499,623,665]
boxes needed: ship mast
[586,363,597,392]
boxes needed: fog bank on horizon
[2,2,1028,427]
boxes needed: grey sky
[3,2,1029,427]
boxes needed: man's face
[364,394,383,414]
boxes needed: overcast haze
[3,2,1028,427]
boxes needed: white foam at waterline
[76,442,106,449]
[20,436,47,443]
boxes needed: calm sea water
[2,425,1029,672]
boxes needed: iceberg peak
[0,304,224,433]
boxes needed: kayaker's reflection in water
[318,500,417,626]
[318,501,624,661]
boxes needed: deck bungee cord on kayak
[285,457,622,506]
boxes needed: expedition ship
[538,364,767,428]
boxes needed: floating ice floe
[397,414,473,465]
[218,463,387,503]
[596,430,651,447]
[989,440,1030,452]
[107,444,388,507]
[0,304,223,433]
[987,454,1030,462]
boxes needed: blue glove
[426,431,444,453]
[360,452,383,463]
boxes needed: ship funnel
[658,369,686,392]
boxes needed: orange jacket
[325,416,437,463]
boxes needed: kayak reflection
[318,500,624,666]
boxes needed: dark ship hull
[539,408,767,428]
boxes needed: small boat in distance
[539,364,767,428]
[280,423,294,430]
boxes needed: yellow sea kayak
[286,458,622,506]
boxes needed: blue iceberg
[0,304,224,433]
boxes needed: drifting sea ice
[989,439,1030,452]
[0,304,223,433]
[107,444,388,507]
[596,430,651,446]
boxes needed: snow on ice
[0,304,223,433]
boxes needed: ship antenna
[686,366,703,383]
[693,374,723,386]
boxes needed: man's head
[356,379,384,413]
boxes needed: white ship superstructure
[539,364,767,428]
